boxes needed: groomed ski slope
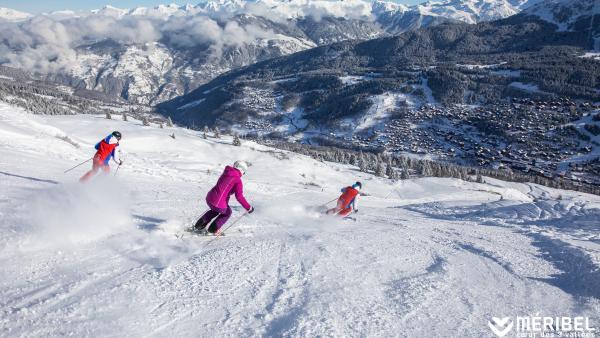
[0,102,599,337]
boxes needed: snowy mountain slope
[0,0,541,104]
[521,0,599,50]
[523,0,599,29]
[412,0,538,24]
[158,10,598,131]
[1,102,599,336]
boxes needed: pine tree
[166,117,173,127]
[105,111,112,119]
[203,132,207,139]
[349,154,357,165]
[358,158,368,172]
[386,161,395,178]
[214,127,221,138]
[142,116,150,126]
[375,161,386,177]
[159,123,164,129]
[401,166,410,180]
[476,173,484,183]
[420,161,432,177]
[233,134,241,146]
[122,113,128,121]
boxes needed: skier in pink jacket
[193,161,254,234]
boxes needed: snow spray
[25,177,132,249]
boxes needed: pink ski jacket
[206,166,251,210]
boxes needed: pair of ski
[175,226,227,240]
[176,211,249,240]
[183,227,223,237]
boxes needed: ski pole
[322,197,337,206]
[207,211,248,245]
[114,165,121,177]
[64,157,93,173]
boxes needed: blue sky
[0,0,426,14]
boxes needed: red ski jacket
[338,186,359,209]
[94,134,119,165]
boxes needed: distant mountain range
[0,0,549,104]
[157,0,599,131]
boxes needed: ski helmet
[353,181,362,190]
[233,160,249,175]
[112,131,122,140]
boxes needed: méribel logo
[488,317,514,337]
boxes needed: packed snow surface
[0,102,599,336]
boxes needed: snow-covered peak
[196,0,390,20]
[414,0,529,24]
[2,0,545,24]
[372,0,410,14]
[197,0,246,14]
[92,5,129,18]
[129,4,192,18]
[0,7,32,21]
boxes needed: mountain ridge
[0,0,544,104]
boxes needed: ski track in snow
[0,102,599,337]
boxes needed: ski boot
[207,223,225,236]
[192,218,209,234]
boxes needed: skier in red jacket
[327,182,362,217]
[79,131,122,182]
[193,161,254,234]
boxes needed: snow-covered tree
[166,117,173,127]
[105,111,112,119]
[142,117,150,126]
[214,127,220,138]
[476,173,484,183]
[419,161,432,176]
[386,161,397,179]
[233,134,241,146]
[358,158,368,172]
[122,113,128,121]
[401,166,410,180]
[375,162,386,177]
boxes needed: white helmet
[233,160,249,175]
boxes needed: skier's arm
[234,181,252,210]
[352,195,359,211]
[94,141,100,150]
[112,148,121,165]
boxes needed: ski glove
[248,206,255,214]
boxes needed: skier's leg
[79,161,100,182]
[101,164,110,175]
[208,206,232,234]
[338,207,352,217]
[326,198,344,215]
[194,209,219,231]
[330,199,349,216]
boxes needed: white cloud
[0,0,375,73]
